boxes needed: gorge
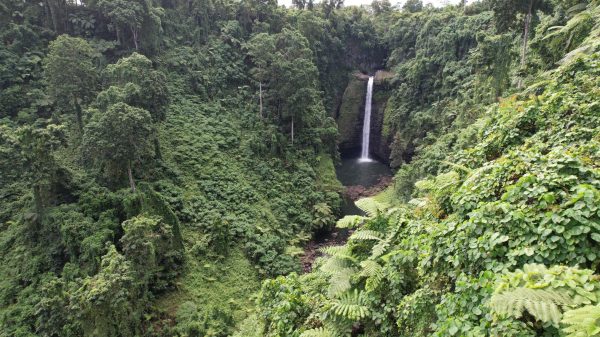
[1,1,599,336]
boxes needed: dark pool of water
[335,155,392,216]
[336,156,392,187]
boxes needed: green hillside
[0,0,599,336]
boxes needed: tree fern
[336,215,365,229]
[320,245,357,263]
[320,255,352,274]
[408,197,429,208]
[562,305,600,337]
[330,290,369,321]
[319,245,360,296]
[349,229,383,241]
[355,197,387,217]
[373,188,395,205]
[369,239,390,260]
[327,268,355,297]
[490,287,574,326]
[360,260,384,292]
[300,327,335,337]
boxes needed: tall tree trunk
[131,27,139,50]
[73,95,83,134]
[45,0,58,32]
[519,0,535,88]
[259,81,263,118]
[33,185,44,217]
[128,161,136,193]
[291,115,294,145]
[154,138,162,160]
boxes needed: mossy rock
[337,76,366,151]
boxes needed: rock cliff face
[336,71,393,162]
[337,76,365,152]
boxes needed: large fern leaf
[320,255,352,274]
[349,229,383,241]
[369,239,390,260]
[300,328,335,337]
[320,245,357,263]
[327,268,355,297]
[355,197,386,217]
[330,290,369,321]
[336,215,365,229]
[490,287,574,326]
[360,260,384,292]
[562,305,600,337]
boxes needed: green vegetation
[247,2,600,337]
[1,0,599,336]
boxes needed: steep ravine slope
[241,6,600,336]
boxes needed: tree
[490,0,552,86]
[44,35,98,133]
[0,122,65,219]
[98,52,169,121]
[244,33,275,119]
[403,0,423,13]
[71,245,141,337]
[292,0,307,9]
[371,0,392,15]
[98,0,164,50]
[82,102,155,192]
[120,215,182,292]
[246,29,325,145]
[97,0,145,49]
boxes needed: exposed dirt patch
[344,175,392,201]
[301,176,392,273]
[301,227,353,273]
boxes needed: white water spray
[360,76,374,162]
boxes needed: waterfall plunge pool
[336,155,392,187]
[335,153,392,215]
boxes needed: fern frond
[330,290,369,321]
[349,229,383,241]
[385,207,404,225]
[439,160,472,173]
[562,305,600,337]
[373,188,395,205]
[300,328,335,337]
[490,287,574,326]
[355,197,387,217]
[320,256,352,274]
[336,215,365,229]
[359,260,382,277]
[320,245,357,263]
[369,240,390,260]
[408,197,429,208]
[327,268,355,297]
[360,260,384,292]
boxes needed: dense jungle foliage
[0,0,599,336]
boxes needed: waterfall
[360,76,374,162]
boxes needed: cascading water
[360,76,374,162]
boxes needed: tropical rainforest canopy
[0,0,599,336]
